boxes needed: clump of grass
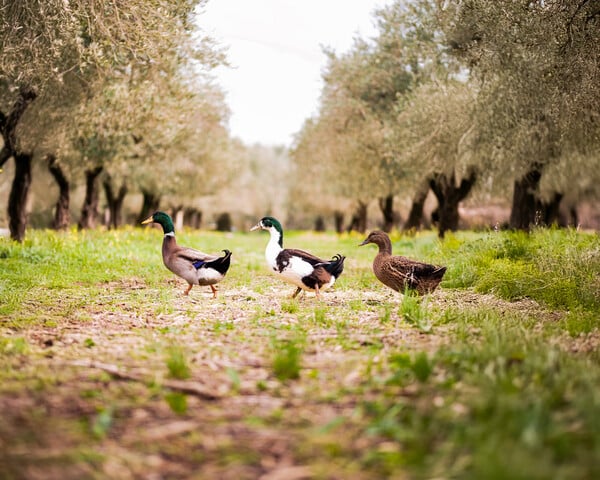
[272,336,304,381]
[281,299,299,314]
[313,306,329,326]
[0,337,28,355]
[400,293,432,332]
[164,392,188,415]
[91,406,114,439]
[386,351,433,386]
[166,346,191,380]
[380,304,392,323]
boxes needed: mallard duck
[250,216,345,298]
[359,230,446,295]
[142,211,231,298]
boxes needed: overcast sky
[200,0,389,147]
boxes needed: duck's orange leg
[210,285,218,298]
[291,287,302,298]
[183,284,193,296]
[314,284,321,299]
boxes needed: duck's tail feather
[202,249,232,275]
[432,265,447,280]
[321,254,345,279]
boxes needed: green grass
[361,307,600,478]
[440,228,600,313]
[0,226,599,479]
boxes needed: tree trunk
[173,206,184,231]
[1,87,38,242]
[215,212,232,231]
[568,205,578,228]
[404,178,430,231]
[78,166,103,230]
[46,154,70,230]
[333,211,344,234]
[102,176,128,229]
[184,208,202,229]
[509,167,542,231]
[314,216,325,232]
[346,201,368,233]
[7,153,32,242]
[378,194,395,233]
[0,87,37,170]
[539,192,563,226]
[430,168,477,239]
[137,190,161,224]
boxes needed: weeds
[165,345,191,380]
[164,392,188,415]
[272,335,304,381]
[400,293,432,333]
[440,228,600,314]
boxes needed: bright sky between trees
[201,0,390,147]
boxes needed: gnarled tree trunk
[378,194,395,233]
[333,211,344,234]
[8,153,32,242]
[103,176,128,229]
[509,166,542,231]
[1,87,38,242]
[184,208,202,229]
[47,154,70,230]
[346,201,368,233]
[538,191,563,226]
[78,166,103,230]
[404,178,430,231]
[430,168,477,239]
[137,189,161,224]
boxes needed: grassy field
[1,226,599,479]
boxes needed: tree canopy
[291,0,600,234]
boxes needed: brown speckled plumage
[360,230,446,295]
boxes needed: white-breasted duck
[142,211,231,298]
[360,230,446,295]
[251,216,345,299]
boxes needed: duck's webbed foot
[183,284,193,296]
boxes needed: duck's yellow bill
[141,216,154,225]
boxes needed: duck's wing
[173,245,220,266]
[282,248,325,266]
[388,256,442,276]
[388,256,446,289]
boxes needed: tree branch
[65,360,222,400]
[457,167,477,201]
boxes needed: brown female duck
[360,230,446,295]
[142,211,231,297]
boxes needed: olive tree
[441,0,600,229]
[0,0,222,240]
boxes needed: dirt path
[0,280,576,479]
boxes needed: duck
[141,211,231,298]
[251,216,345,299]
[359,230,446,295]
